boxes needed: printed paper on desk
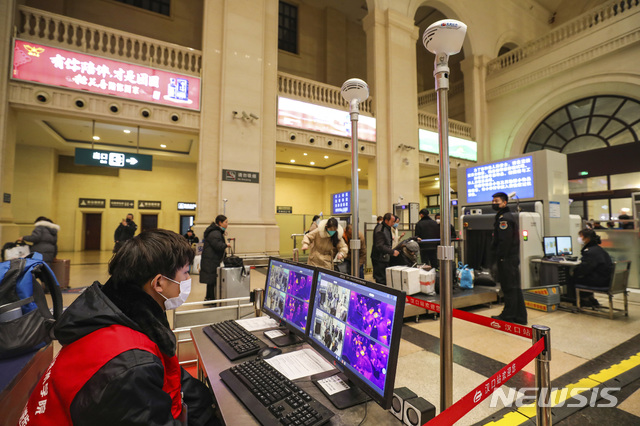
[235,316,278,332]
[265,349,335,380]
[317,375,350,395]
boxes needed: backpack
[0,252,63,358]
[457,262,474,289]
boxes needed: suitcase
[50,259,71,289]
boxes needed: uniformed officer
[490,192,527,325]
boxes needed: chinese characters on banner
[12,39,201,111]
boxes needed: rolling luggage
[50,258,71,289]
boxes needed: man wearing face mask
[490,192,527,325]
[22,229,215,426]
[113,213,137,253]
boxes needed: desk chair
[576,260,630,319]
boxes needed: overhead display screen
[12,39,201,110]
[419,128,477,161]
[277,97,376,142]
[466,155,534,203]
[332,191,350,214]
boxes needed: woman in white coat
[301,218,348,270]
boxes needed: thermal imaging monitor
[307,268,405,410]
[555,236,573,256]
[263,258,316,346]
[543,236,557,257]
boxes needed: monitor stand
[311,371,370,409]
[263,327,303,347]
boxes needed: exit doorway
[180,215,195,235]
[141,214,158,232]
[84,213,102,250]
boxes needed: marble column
[363,8,420,214]
[460,55,490,163]
[194,0,279,255]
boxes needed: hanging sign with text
[75,148,152,171]
[11,39,201,110]
[79,198,106,208]
[110,199,134,209]
[138,200,162,210]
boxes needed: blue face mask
[220,226,226,231]
[327,230,336,236]
[393,223,399,228]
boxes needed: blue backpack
[0,252,63,358]
[457,262,475,289]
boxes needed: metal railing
[418,81,464,108]
[418,112,472,139]
[487,0,639,76]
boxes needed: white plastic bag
[420,269,436,294]
[4,245,30,260]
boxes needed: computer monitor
[263,258,316,346]
[555,236,573,256]
[543,236,557,257]
[307,267,405,410]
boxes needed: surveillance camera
[74,99,85,108]
[170,113,180,122]
[249,113,259,120]
[290,134,296,141]
[422,19,467,56]
[309,137,315,143]
[242,111,250,120]
[109,104,120,113]
[360,145,365,151]
[232,111,238,117]
[327,140,333,146]
[223,198,228,202]
[141,109,151,118]
[344,143,349,149]
[35,92,49,103]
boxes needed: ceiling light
[310,161,315,165]
[324,155,329,159]
[123,129,131,134]
[303,153,308,156]
[92,136,100,141]
[290,159,295,163]
[160,144,167,148]
[358,168,361,172]
[435,177,440,181]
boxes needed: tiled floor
[55,251,640,425]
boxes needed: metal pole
[349,103,361,278]
[533,325,552,426]
[253,288,264,318]
[435,52,455,411]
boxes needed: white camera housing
[422,19,467,55]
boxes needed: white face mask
[158,275,191,310]
[436,219,441,225]
[577,237,584,245]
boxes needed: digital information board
[466,155,534,203]
[332,191,351,214]
[418,128,477,161]
[75,148,152,171]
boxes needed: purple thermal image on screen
[342,327,389,392]
[347,292,394,345]
[288,271,312,301]
[283,294,309,330]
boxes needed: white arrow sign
[126,157,138,165]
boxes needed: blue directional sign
[74,148,152,171]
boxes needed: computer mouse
[257,347,282,359]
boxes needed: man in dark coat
[414,209,439,267]
[200,215,230,300]
[370,213,399,285]
[566,228,613,307]
[490,192,527,325]
[389,239,420,267]
[21,229,215,425]
[113,213,137,253]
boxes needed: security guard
[490,192,527,325]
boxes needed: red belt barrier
[406,295,533,339]
[424,338,546,426]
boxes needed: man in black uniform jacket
[371,213,399,285]
[414,209,439,267]
[490,192,527,325]
[113,213,138,253]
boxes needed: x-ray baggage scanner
[457,150,572,289]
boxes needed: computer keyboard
[203,320,267,361]
[220,359,334,426]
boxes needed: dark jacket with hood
[414,215,439,241]
[23,220,59,263]
[200,223,228,284]
[572,240,613,288]
[22,280,214,425]
[371,222,394,262]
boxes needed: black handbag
[223,247,248,276]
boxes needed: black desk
[529,258,580,289]
[190,325,398,425]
